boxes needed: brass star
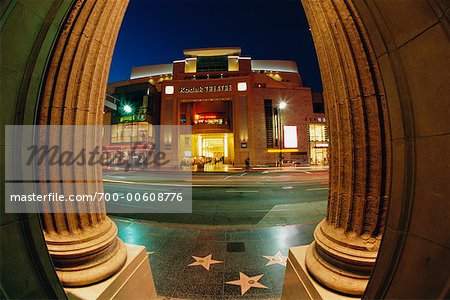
[226,272,268,295]
[262,250,287,266]
[188,254,223,271]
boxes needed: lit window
[165,85,174,94]
[237,82,247,91]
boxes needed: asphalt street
[103,168,329,226]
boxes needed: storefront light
[165,85,174,94]
[237,82,247,91]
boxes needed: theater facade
[107,47,328,167]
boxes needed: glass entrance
[190,133,234,166]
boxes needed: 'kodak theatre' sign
[180,84,232,94]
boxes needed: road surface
[103,168,329,226]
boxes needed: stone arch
[1,0,448,298]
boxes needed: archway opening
[34,0,388,297]
[9,1,445,300]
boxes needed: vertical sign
[283,125,298,149]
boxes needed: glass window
[309,124,327,142]
[197,56,228,72]
[110,122,153,144]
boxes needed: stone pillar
[37,0,130,287]
[300,0,391,295]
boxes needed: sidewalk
[114,217,317,299]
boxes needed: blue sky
[108,0,323,92]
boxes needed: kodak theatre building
[113,47,328,166]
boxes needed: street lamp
[123,104,133,114]
[278,101,287,167]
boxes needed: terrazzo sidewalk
[114,217,318,299]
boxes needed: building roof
[251,60,299,73]
[128,58,299,80]
[130,64,173,79]
[183,47,241,57]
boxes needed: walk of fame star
[188,254,223,271]
[226,272,268,295]
[262,250,287,266]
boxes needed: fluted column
[301,0,390,295]
[37,0,130,286]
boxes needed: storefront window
[111,122,154,144]
[309,124,327,141]
[309,124,329,165]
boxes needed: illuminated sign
[194,113,224,125]
[283,125,298,149]
[267,149,299,153]
[119,114,146,123]
[179,84,232,94]
[315,143,329,148]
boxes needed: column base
[45,217,127,287]
[65,243,157,300]
[305,219,380,295]
[282,245,359,300]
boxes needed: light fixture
[279,101,287,110]
[165,85,174,95]
[123,105,132,113]
[237,82,247,91]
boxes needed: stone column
[37,0,130,287]
[301,0,391,295]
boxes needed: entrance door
[202,137,224,159]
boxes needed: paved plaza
[109,168,328,299]
[115,218,317,299]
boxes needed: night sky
[108,0,323,92]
